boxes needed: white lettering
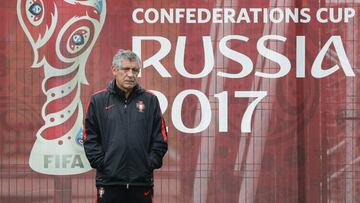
[175,36,214,78]
[218,35,253,78]
[132,36,172,77]
[172,90,211,133]
[255,35,291,78]
[312,36,355,78]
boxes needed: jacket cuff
[149,155,161,170]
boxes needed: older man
[84,49,168,203]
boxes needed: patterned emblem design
[136,100,145,113]
[17,0,106,175]
[75,127,84,146]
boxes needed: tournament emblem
[17,0,107,175]
[136,100,145,112]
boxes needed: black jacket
[84,80,168,187]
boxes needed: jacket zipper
[124,99,127,113]
[124,99,130,188]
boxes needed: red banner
[0,0,359,202]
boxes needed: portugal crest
[136,100,145,113]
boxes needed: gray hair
[112,49,142,70]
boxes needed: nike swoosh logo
[105,104,114,110]
[144,191,150,196]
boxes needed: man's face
[112,58,140,93]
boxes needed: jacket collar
[107,79,144,100]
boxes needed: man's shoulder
[141,90,158,100]
[91,88,109,100]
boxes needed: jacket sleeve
[149,96,168,170]
[83,96,105,170]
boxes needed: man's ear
[111,66,117,76]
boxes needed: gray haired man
[84,49,168,203]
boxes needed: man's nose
[127,70,134,77]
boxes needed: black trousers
[96,185,153,203]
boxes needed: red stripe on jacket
[161,118,167,142]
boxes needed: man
[84,49,168,203]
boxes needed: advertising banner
[0,0,359,202]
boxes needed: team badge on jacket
[136,100,145,113]
[98,187,105,198]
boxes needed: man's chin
[124,84,136,90]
